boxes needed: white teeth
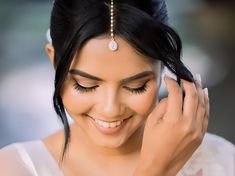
[116,121,121,126]
[103,122,109,128]
[94,118,123,128]
[110,122,117,128]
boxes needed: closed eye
[73,82,99,93]
[123,81,148,94]
[73,81,148,94]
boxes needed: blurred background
[0,0,234,147]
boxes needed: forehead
[71,35,159,79]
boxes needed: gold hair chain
[109,0,118,51]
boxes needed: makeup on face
[69,69,155,94]
[61,36,160,147]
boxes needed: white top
[0,133,234,176]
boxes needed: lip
[88,115,133,135]
[87,115,132,123]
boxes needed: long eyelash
[126,82,148,94]
[73,82,148,94]
[73,82,98,93]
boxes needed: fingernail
[162,67,177,81]
[194,73,202,85]
[204,88,209,96]
[163,75,171,83]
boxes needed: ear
[45,43,55,66]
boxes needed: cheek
[61,84,93,116]
[61,79,159,118]
[125,83,158,116]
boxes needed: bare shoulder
[42,129,65,163]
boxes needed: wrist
[133,162,165,176]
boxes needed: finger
[194,73,202,87]
[182,79,199,119]
[146,98,168,126]
[195,89,206,132]
[195,74,206,124]
[164,76,183,120]
[202,88,210,134]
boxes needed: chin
[78,114,145,149]
[90,125,144,149]
[92,134,130,148]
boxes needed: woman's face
[61,36,161,148]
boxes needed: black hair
[49,0,194,163]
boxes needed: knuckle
[202,108,206,116]
[165,115,179,125]
[200,99,206,107]
[190,90,198,99]
[181,122,194,134]
[161,98,168,104]
[205,95,209,104]
[200,107,206,116]
[172,87,183,97]
[176,88,183,96]
[192,130,203,143]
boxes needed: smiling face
[59,35,161,149]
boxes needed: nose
[96,87,125,119]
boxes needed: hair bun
[152,0,168,24]
[116,0,168,24]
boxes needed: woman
[0,0,234,175]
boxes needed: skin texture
[133,77,209,176]
[43,35,209,176]
[44,36,161,176]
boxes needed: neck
[69,123,144,160]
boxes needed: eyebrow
[69,69,155,84]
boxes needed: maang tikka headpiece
[108,0,118,51]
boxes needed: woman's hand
[134,74,210,176]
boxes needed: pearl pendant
[109,39,118,51]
